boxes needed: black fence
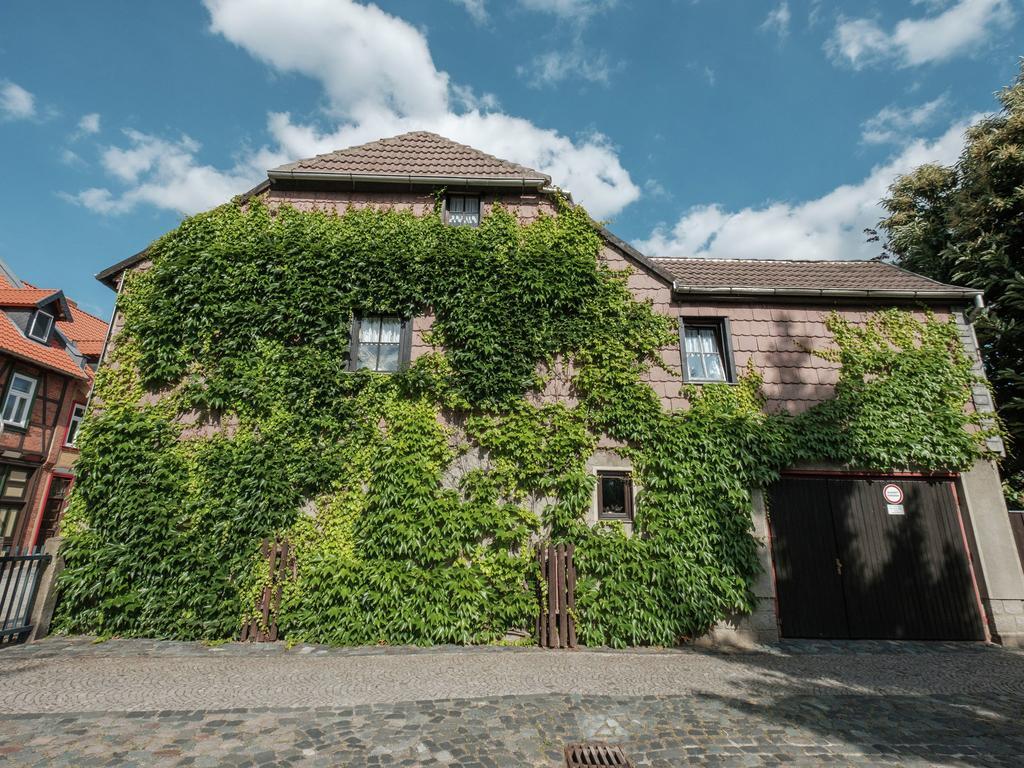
[0,546,52,645]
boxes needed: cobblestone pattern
[1,638,1022,766]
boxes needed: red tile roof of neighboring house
[0,271,108,378]
[269,131,551,185]
[0,287,64,308]
[58,300,109,357]
[0,313,89,379]
[650,258,980,298]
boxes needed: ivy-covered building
[69,132,1024,648]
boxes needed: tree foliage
[879,60,1024,502]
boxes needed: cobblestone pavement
[1,638,1023,766]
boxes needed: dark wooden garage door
[768,476,985,640]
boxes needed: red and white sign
[882,484,904,505]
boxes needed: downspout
[85,270,126,415]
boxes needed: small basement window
[445,195,481,227]
[2,372,37,429]
[27,309,54,342]
[349,316,411,373]
[597,470,633,522]
[679,317,735,383]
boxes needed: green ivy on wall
[55,198,995,646]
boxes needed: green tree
[879,60,1024,504]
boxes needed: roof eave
[266,169,550,188]
[596,226,676,286]
[96,248,147,290]
[0,346,89,380]
[671,283,984,301]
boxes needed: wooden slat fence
[0,546,52,645]
[240,538,294,643]
[537,541,577,649]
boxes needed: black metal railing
[0,546,52,645]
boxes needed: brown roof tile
[650,258,978,296]
[270,131,550,184]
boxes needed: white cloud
[861,95,949,145]
[517,47,616,87]
[0,80,35,120]
[63,130,261,215]
[827,0,1014,69]
[60,148,84,166]
[71,0,640,220]
[206,0,449,122]
[78,113,101,134]
[451,0,488,24]
[637,116,980,262]
[760,2,791,40]
[518,0,616,21]
[643,178,670,199]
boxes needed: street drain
[564,742,634,767]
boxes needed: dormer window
[445,195,480,227]
[27,309,54,343]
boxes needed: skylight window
[27,309,54,342]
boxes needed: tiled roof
[270,131,551,184]
[0,313,88,379]
[650,258,978,295]
[58,301,108,357]
[0,288,62,308]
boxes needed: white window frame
[27,309,54,342]
[2,372,38,429]
[64,403,87,447]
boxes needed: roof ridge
[650,256,890,265]
[270,131,550,182]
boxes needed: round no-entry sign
[882,483,904,505]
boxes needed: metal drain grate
[564,742,634,767]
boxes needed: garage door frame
[766,470,990,642]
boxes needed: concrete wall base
[984,597,1024,647]
[27,536,64,642]
[696,598,780,650]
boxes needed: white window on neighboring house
[64,403,87,447]
[445,195,481,227]
[27,309,54,343]
[2,373,38,429]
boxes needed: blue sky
[0,0,1020,317]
